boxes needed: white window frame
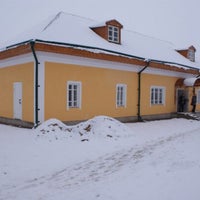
[67,81,82,109]
[108,25,119,43]
[187,49,195,62]
[197,89,200,104]
[150,86,165,105]
[116,84,127,107]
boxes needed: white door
[13,82,22,119]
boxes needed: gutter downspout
[30,41,40,128]
[137,60,150,121]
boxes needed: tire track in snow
[1,129,198,200]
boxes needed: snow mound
[35,116,132,141]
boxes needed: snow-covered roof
[1,12,199,69]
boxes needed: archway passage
[175,77,200,113]
[194,78,200,86]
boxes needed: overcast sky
[1,0,200,58]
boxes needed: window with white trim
[67,81,81,109]
[108,25,119,43]
[187,49,195,62]
[151,86,165,105]
[116,84,127,107]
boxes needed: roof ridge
[42,11,97,32]
[124,29,174,47]
[60,11,96,22]
[42,11,63,31]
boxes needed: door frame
[13,82,22,120]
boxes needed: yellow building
[0,12,200,127]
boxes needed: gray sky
[1,0,200,58]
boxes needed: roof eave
[1,39,199,75]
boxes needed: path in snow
[1,127,198,200]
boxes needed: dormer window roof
[91,19,123,44]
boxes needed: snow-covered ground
[0,116,200,200]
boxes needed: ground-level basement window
[67,81,82,109]
[151,86,165,105]
[116,84,127,107]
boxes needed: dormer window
[176,45,196,62]
[108,25,119,43]
[91,19,123,45]
[187,48,195,62]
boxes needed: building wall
[0,51,197,125]
[0,59,196,125]
[140,73,177,116]
[0,62,34,122]
[44,61,182,122]
[44,61,138,121]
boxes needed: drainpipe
[137,60,150,121]
[30,41,40,128]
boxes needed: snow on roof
[1,11,199,69]
[184,77,198,86]
[90,21,106,28]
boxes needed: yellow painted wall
[45,62,191,122]
[45,62,138,121]
[140,73,177,115]
[0,59,198,124]
[0,63,34,122]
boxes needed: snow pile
[36,118,67,134]
[35,116,132,141]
